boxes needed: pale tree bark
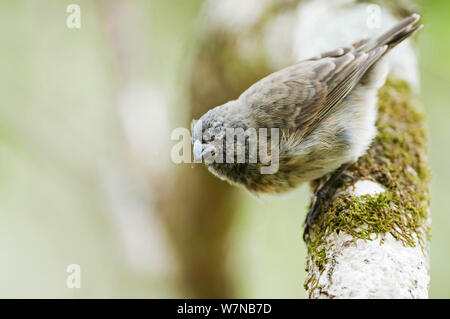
[295,0,430,299]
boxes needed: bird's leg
[303,163,352,241]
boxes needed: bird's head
[191,100,252,170]
[191,108,226,163]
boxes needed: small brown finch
[192,14,423,237]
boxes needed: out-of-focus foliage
[0,0,448,298]
[415,0,450,299]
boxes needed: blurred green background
[0,0,448,298]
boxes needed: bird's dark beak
[193,140,216,162]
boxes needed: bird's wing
[240,46,386,137]
[240,14,422,137]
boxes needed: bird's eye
[215,125,224,131]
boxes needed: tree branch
[292,0,431,299]
[304,78,430,298]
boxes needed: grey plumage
[192,14,423,195]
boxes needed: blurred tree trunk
[156,0,306,297]
[101,0,301,297]
[157,0,301,297]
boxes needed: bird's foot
[303,188,331,242]
[303,163,352,242]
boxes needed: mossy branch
[304,78,431,298]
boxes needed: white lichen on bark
[307,180,430,299]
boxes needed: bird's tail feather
[359,13,423,54]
